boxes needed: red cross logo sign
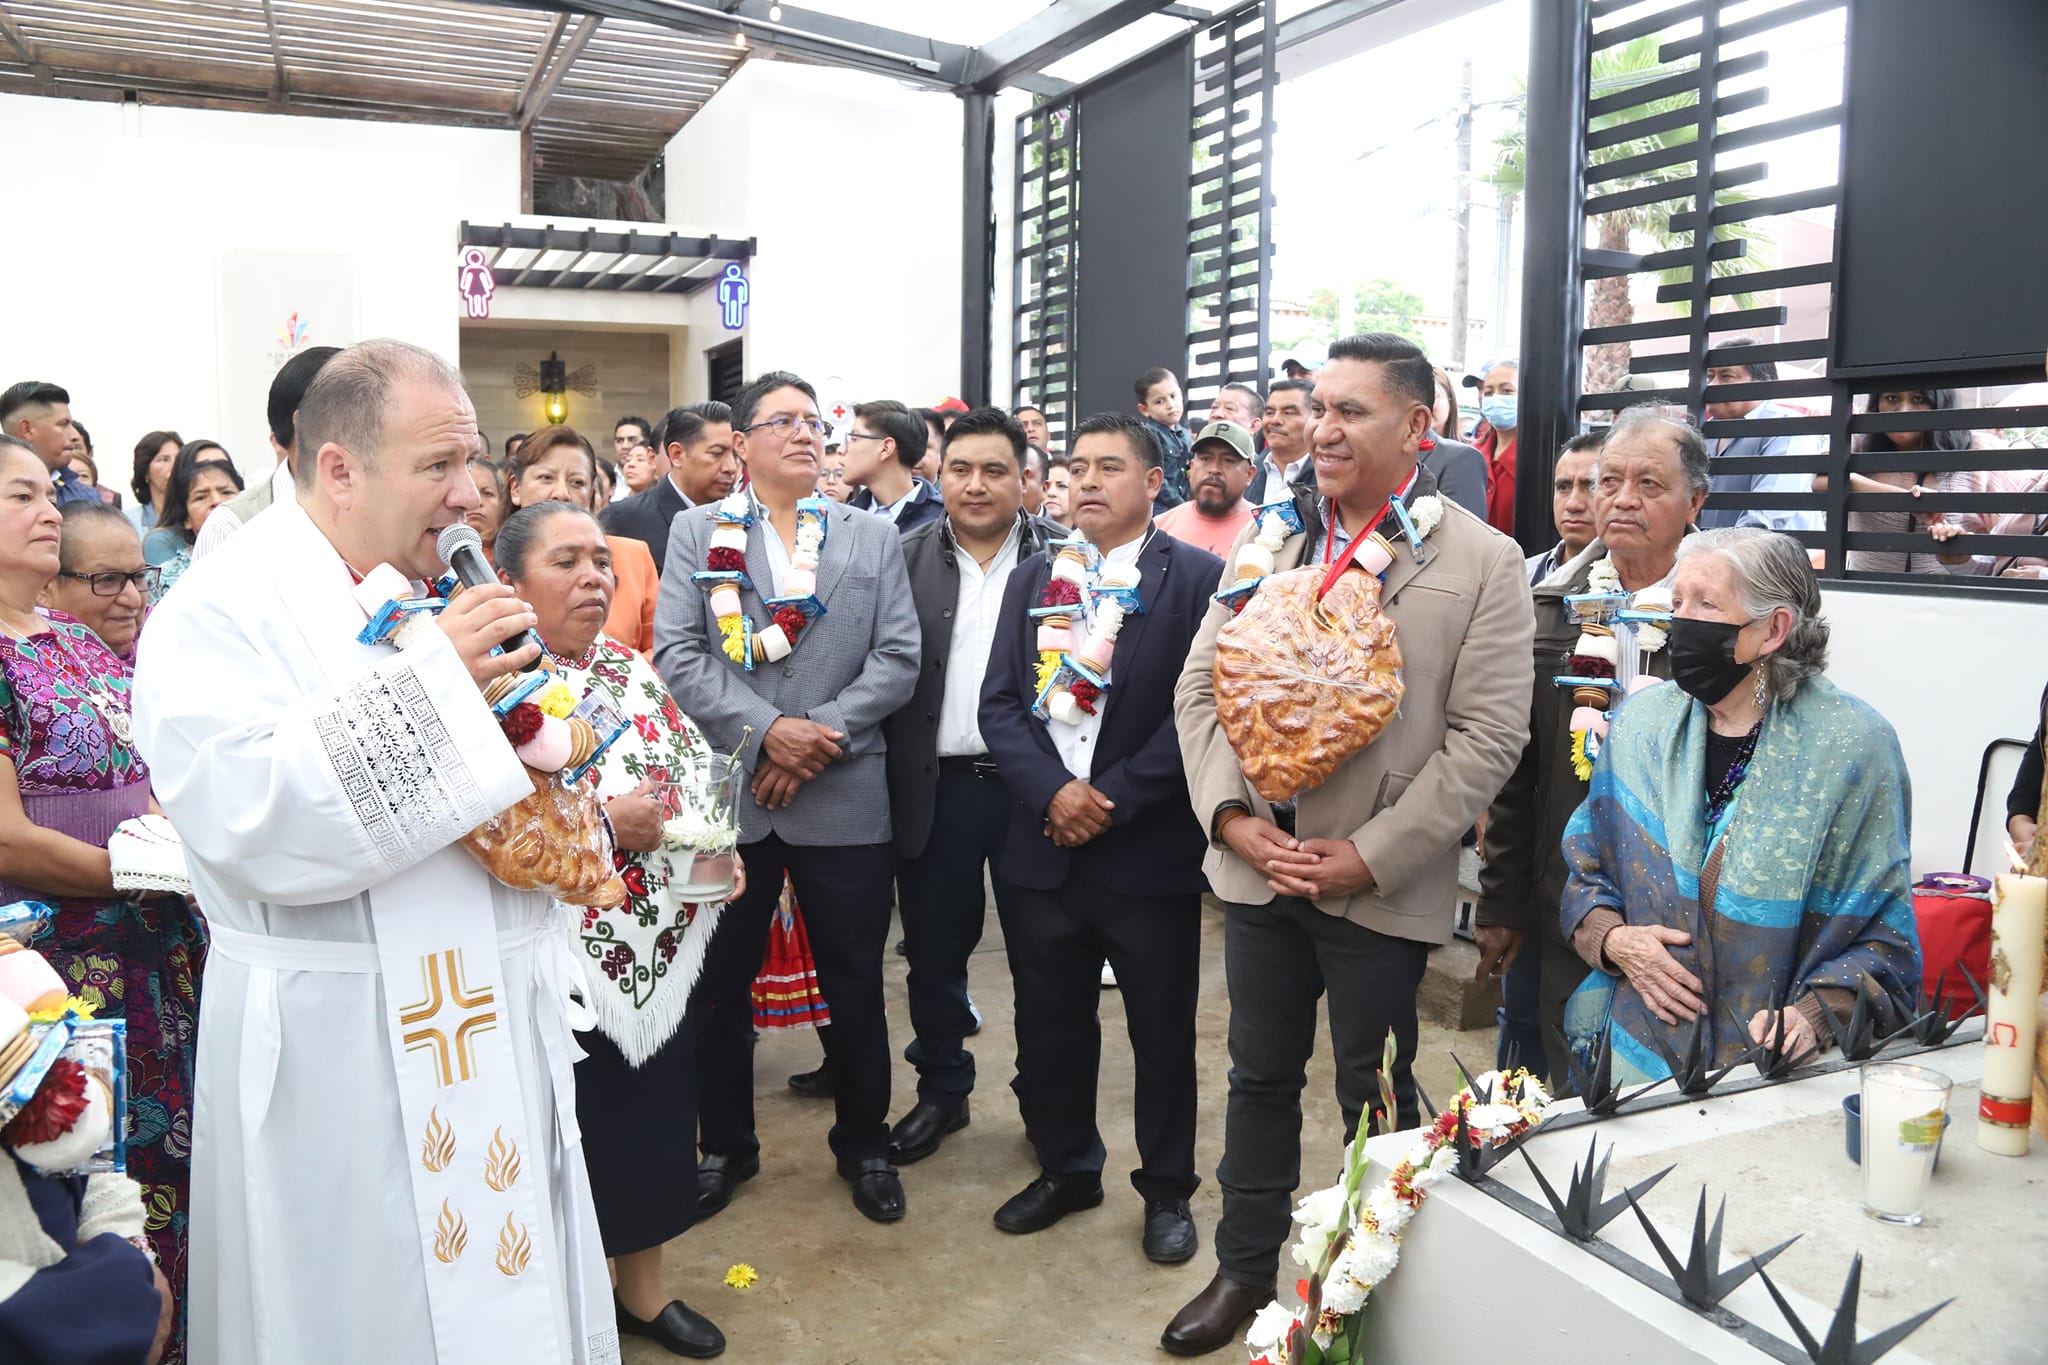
[830,403,849,422]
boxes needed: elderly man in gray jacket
[655,369,921,1225]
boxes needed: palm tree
[1488,35,1768,394]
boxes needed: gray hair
[1676,527,1829,698]
[1600,403,1710,497]
[294,339,466,488]
[58,500,139,569]
[494,499,595,581]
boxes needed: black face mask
[1666,617,1752,705]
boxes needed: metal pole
[1513,0,1589,554]
[960,89,996,407]
[1450,56,1473,368]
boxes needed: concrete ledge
[1421,938,1502,1032]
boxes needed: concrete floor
[631,899,1481,1364]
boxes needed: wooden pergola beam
[0,1,54,87]
[516,13,598,130]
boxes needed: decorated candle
[1978,871,2047,1155]
[1860,1062,1950,1224]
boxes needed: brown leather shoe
[1160,1274,1276,1356]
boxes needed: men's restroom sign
[717,264,750,331]
[458,247,496,320]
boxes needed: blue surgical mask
[1481,395,1518,431]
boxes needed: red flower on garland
[500,701,544,746]
[1039,579,1081,608]
[707,547,747,573]
[1565,656,1616,680]
[1069,679,1102,715]
[2,1058,88,1147]
[773,605,807,639]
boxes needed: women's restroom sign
[718,264,750,330]
[459,247,497,319]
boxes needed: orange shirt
[604,534,660,658]
[1154,499,1257,558]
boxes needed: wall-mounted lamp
[541,351,568,424]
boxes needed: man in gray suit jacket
[654,370,921,1225]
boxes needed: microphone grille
[437,522,483,568]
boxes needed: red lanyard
[1318,466,1418,598]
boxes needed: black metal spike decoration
[1625,1186,1798,1310]
[1820,977,1934,1062]
[1648,1017,1743,1096]
[1554,1022,1664,1117]
[1447,1053,1544,1182]
[1519,1132,1673,1242]
[1726,996,1819,1079]
[1755,1255,1951,1364]
[1914,962,1990,1046]
[1413,1076,1438,1124]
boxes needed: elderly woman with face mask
[493,499,736,1360]
[1559,528,1920,1084]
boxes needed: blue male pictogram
[717,264,750,330]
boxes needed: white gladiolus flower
[1292,1184,1346,1231]
[1246,1302,1300,1351]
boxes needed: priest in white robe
[133,339,617,1364]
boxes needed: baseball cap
[1192,419,1255,463]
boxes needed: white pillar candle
[1978,872,2047,1155]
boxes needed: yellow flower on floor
[723,1263,759,1290]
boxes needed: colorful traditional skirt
[750,876,830,1031]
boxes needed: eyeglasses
[843,431,885,443]
[743,415,829,439]
[58,567,159,597]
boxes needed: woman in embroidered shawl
[0,437,203,1362]
[1561,528,1920,1084]
[495,500,734,1360]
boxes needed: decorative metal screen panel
[1184,2,1274,419]
[1013,100,1080,451]
[1564,0,2046,585]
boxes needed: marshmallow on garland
[694,493,829,669]
[1032,539,1145,725]
[1214,492,1443,613]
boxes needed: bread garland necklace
[1215,475,1443,614]
[691,492,831,670]
[1555,555,1674,780]
[1030,535,1148,725]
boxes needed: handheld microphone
[436,523,549,662]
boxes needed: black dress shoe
[838,1156,906,1223]
[1160,1275,1275,1357]
[1142,1196,1199,1264]
[786,1062,835,1099]
[992,1172,1104,1234]
[616,1295,726,1359]
[695,1151,759,1218]
[887,1096,970,1165]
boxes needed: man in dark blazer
[882,407,1062,1165]
[979,411,1223,1266]
[654,370,920,1225]
[599,400,738,572]
[844,399,945,534]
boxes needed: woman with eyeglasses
[0,435,206,1363]
[42,501,155,661]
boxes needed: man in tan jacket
[1160,333,1534,1356]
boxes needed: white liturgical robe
[133,493,616,1365]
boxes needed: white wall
[0,96,519,483]
[1820,585,2048,874]
[664,59,963,411]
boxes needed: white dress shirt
[873,478,930,524]
[755,494,792,599]
[1050,531,1148,781]
[936,521,1022,758]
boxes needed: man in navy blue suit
[979,411,1223,1266]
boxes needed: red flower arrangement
[773,605,808,639]
[1566,655,1616,680]
[1,1058,88,1147]
[1069,679,1102,715]
[707,547,747,573]
[1039,579,1082,608]
[500,701,544,746]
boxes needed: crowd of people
[0,327,2034,1365]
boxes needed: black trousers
[1002,878,1201,1202]
[1213,896,1430,1286]
[895,765,1018,1104]
[695,835,895,1165]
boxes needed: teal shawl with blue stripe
[1560,676,1920,1083]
